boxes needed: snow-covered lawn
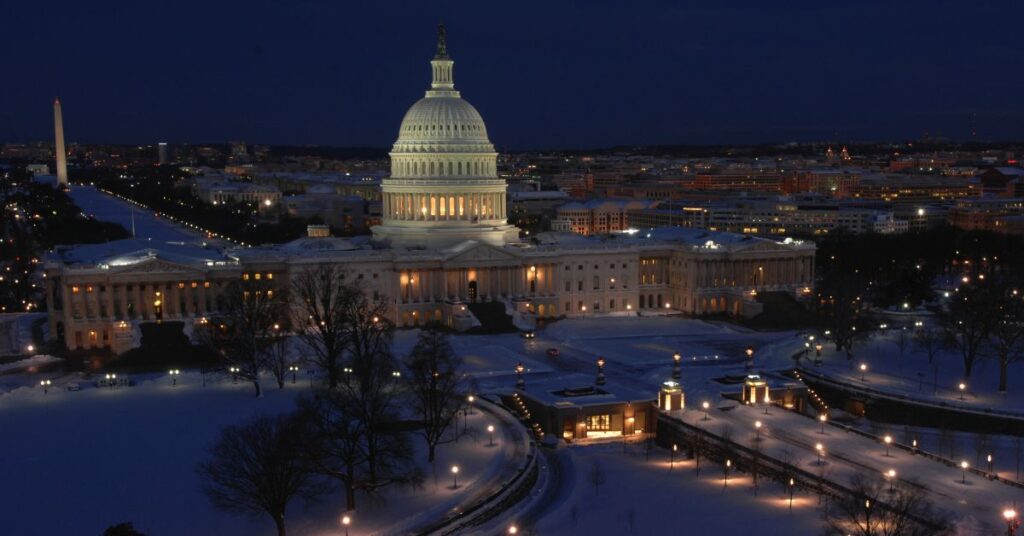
[0,372,517,536]
[811,325,1024,414]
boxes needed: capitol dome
[372,25,518,249]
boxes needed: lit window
[266,273,273,280]
[178,282,185,289]
[72,286,80,294]
[204,282,211,288]
[243,273,250,281]
[254,273,261,280]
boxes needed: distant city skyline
[5,1,1024,149]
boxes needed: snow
[0,354,61,373]
[0,372,518,536]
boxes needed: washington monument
[53,98,68,188]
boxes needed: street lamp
[39,379,52,395]
[1004,509,1018,536]
[860,363,868,381]
[818,413,827,434]
[814,343,823,365]
[671,443,677,471]
[724,459,731,487]
[508,526,518,535]
[883,435,892,457]
[745,346,754,370]
[961,460,969,484]
[815,443,824,465]
[959,382,967,401]
[451,465,460,489]
[701,401,710,421]
[988,453,994,474]
[596,357,606,386]
[288,365,299,384]
[168,369,180,386]
[515,362,525,390]
[754,420,763,441]
[672,352,681,380]
[341,514,351,536]
[885,469,896,492]
[105,373,117,389]
[788,478,795,511]
[229,366,239,383]
[487,424,495,446]
[467,394,475,415]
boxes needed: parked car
[546,348,560,357]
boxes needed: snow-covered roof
[51,239,232,268]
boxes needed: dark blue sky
[4,1,1023,149]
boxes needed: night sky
[4,0,1024,149]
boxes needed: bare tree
[197,279,288,397]
[404,327,466,462]
[291,264,357,389]
[913,324,943,364]
[894,327,911,360]
[196,413,329,536]
[817,269,870,358]
[824,473,948,536]
[938,280,997,379]
[986,282,1024,393]
[589,460,606,495]
[265,322,293,389]
[1015,436,1022,481]
[295,389,366,511]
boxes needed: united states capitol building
[43,29,815,353]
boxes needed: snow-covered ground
[0,372,517,536]
[810,324,1024,414]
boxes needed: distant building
[158,142,169,165]
[948,198,1024,235]
[193,178,281,209]
[554,199,657,235]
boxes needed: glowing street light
[596,357,606,386]
[508,526,518,535]
[229,366,239,383]
[885,469,896,492]
[671,443,677,471]
[451,465,460,489]
[815,443,824,466]
[702,401,710,421]
[341,514,351,536]
[988,453,994,474]
[168,369,180,386]
[105,373,117,389]
[39,379,52,395]
[288,365,299,383]
[487,424,495,446]
[467,394,475,415]
[882,435,893,457]
[1004,509,1018,536]
[745,346,755,370]
[724,459,731,487]
[818,413,828,434]
[788,478,795,511]
[754,420,763,441]
[515,362,526,390]
[961,460,969,484]
[959,382,967,401]
[860,363,868,381]
[672,352,681,379]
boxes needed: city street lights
[814,343,823,365]
[229,366,239,383]
[168,369,180,386]
[672,352,681,380]
[818,413,827,434]
[487,424,495,446]
[745,346,754,370]
[883,435,892,457]
[515,362,525,390]
[341,515,350,536]
[105,373,117,389]
[671,443,677,471]
[815,443,824,465]
[466,394,475,415]
[451,465,459,489]
[724,459,731,488]
[788,478,795,511]
[961,460,969,484]
[508,526,518,535]
[885,469,896,492]
[39,379,51,395]
[959,382,967,401]
[701,401,710,421]
[1004,509,1018,536]
[988,453,994,474]
[860,363,868,381]
[596,357,606,386]
[287,365,298,384]
[754,420,763,441]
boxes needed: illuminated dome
[373,25,518,249]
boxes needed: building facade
[43,28,816,354]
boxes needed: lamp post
[788,478,795,511]
[229,366,239,384]
[596,357,606,386]
[451,465,459,489]
[39,379,51,395]
[724,459,731,488]
[959,382,967,401]
[508,526,518,535]
[961,460,969,484]
[105,373,117,389]
[671,443,677,471]
[815,443,824,466]
[341,515,350,536]
[672,352,681,380]
[488,424,495,447]
[814,343,823,365]
[860,363,868,381]
[702,401,710,421]
[745,346,754,370]
[886,469,896,492]
[988,453,994,474]
[754,420,763,442]
[515,362,525,390]
[818,413,827,434]
[467,394,475,415]
[1004,509,1018,536]
[882,435,893,457]
[865,499,872,534]
[288,365,298,384]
